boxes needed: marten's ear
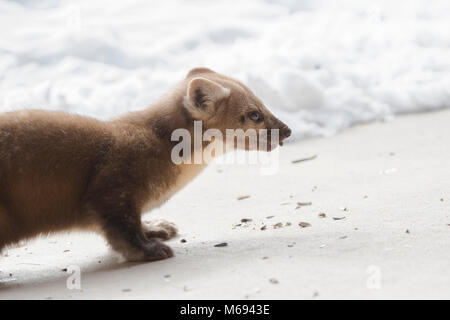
[183,77,230,120]
[186,67,216,78]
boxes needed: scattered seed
[164,274,171,278]
[318,213,326,218]
[296,202,312,209]
[241,218,252,223]
[406,229,410,234]
[237,195,250,201]
[269,278,279,284]
[333,217,346,220]
[273,222,283,229]
[339,236,348,240]
[280,202,290,206]
[260,225,267,231]
[180,239,187,243]
[285,222,292,226]
[266,215,274,219]
[61,268,68,272]
[299,222,311,228]
[292,155,317,164]
[63,250,70,253]
[441,198,444,202]
[214,242,228,247]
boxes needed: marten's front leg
[94,200,174,262]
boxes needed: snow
[1,0,449,140]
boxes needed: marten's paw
[123,239,174,262]
[143,219,178,240]
[142,240,174,261]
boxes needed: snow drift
[0,0,449,140]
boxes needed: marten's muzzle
[279,125,291,146]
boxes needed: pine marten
[0,68,291,262]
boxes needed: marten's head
[183,67,291,151]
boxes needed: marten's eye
[248,111,263,123]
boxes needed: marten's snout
[272,118,291,146]
[275,118,291,137]
[281,125,291,138]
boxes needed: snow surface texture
[0,0,449,140]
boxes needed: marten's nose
[281,126,291,138]
[272,117,291,139]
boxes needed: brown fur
[0,68,290,262]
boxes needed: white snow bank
[1,0,449,140]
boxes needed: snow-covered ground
[0,0,449,139]
[2,110,450,299]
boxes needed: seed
[214,242,228,247]
[299,222,311,228]
[273,222,283,229]
[269,278,279,284]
